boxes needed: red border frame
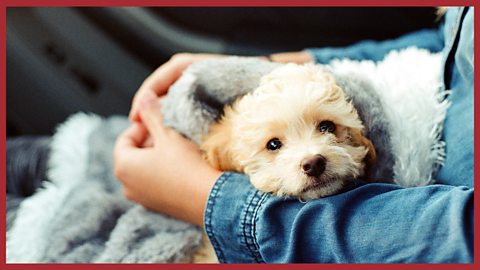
[0,0,475,7]
[1,1,477,269]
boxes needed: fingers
[141,135,154,148]
[130,90,157,122]
[129,53,225,122]
[113,122,149,163]
[116,122,149,149]
[113,122,150,180]
[129,65,181,121]
[139,97,165,141]
[129,54,194,121]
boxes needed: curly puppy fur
[202,64,375,200]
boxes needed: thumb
[139,97,165,140]
[130,90,157,122]
[113,122,149,166]
[115,122,149,150]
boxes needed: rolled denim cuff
[204,172,267,263]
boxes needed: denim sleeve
[305,28,444,63]
[435,7,474,187]
[204,173,473,263]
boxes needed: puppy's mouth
[301,176,335,193]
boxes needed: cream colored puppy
[201,63,376,200]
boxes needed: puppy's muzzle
[301,154,327,178]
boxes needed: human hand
[114,97,222,226]
[129,53,225,122]
[128,51,313,122]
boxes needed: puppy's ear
[350,129,376,162]
[201,117,243,172]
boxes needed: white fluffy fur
[7,113,102,262]
[329,48,446,186]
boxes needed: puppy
[201,63,376,200]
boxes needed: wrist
[190,166,222,227]
[169,165,222,227]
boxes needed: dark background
[6,7,439,136]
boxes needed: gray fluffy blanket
[7,49,447,263]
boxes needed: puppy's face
[201,64,375,200]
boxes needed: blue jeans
[204,7,474,263]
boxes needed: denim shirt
[204,7,474,263]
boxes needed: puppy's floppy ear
[350,129,376,162]
[201,117,243,172]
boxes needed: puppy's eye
[266,138,282,151]
[318,121,336,133]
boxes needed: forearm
[267,51,314,64]
[166,166,221,227]
[248,29,444,66]
[306,28,444,63]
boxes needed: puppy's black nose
[301,154,327,178]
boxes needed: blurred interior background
[7,7,439,136]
